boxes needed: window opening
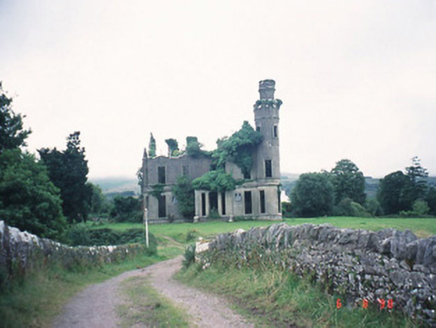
[158,166,166,184]
[201,193,206,216]
[265,160,272,178]
[158,195,166,218]
[244,191,252,214]
[260,190,266,214]
[273,125,278,138]
[221,192,226,215]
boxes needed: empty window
[201,193,206,216]
[260,190,266,214]
[244,191,252,214]
[182,165,189,176]
[221,192,226,215]
[158,195,166,218]
[273,125,278,138]
[265,160,272,178]
[243,170,251,179]
[209,192,218,212]
[158,166,166,184]
[256,126,261,132]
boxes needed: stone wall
[203,223,436,326]
[0,221,145,284]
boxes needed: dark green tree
[87,182,104,215]
[377,171,413,215]
[172,175,195,219]
[0,82,31,154]
[0,149,67,239]
[39,132,91,223]
[405,156,428,201]
[425,186,436,216]
[290,172,334,217]
[331,159,366,205]
[109,196,142,222]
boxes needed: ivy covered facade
[140,80,282,223]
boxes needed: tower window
[158,166,166,184]
[256,126,261,132]
[244,191,252,214]
[273,125,278,138]
[260,190,266,214]
[265,160,272,178]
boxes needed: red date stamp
[336,298,394,310]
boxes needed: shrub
[182,244,196,269]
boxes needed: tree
[172,175,195,219]
[405,156,428,201]
[109,196,142,222]
[0,82,31,154]
[87,182,104,215]
[0,149,67,239]
[39,132,92,223]
[290,172,334,217]
[330,159,366,205]
[377,171,413,215]
[425,187,436,216]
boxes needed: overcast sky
[1,0,435,179]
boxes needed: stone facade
[141,80,283,223]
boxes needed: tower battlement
[259,79,276,100]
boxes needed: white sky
[1,0,435,179]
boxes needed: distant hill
[90,177,140,194]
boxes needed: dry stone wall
[204,223,436,326]
[0,221,145,284]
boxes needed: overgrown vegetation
[177,257,421,328]
[192,121,262,192]
[172,176,195,219]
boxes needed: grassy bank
[0,248,176,328]
[176,262,423,328]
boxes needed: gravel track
[52,256,254,328]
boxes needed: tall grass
[176,261,422,328]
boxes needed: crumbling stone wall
[0,221,145,284]
[205,223,436,326]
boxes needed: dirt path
[52,256,254,328]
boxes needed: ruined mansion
[140,80,282,223]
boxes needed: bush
[182,244,196,269]
[333,198,371,217]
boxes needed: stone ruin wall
[0,221,144,283]
[204,223,436,326]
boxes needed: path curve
[52,256,254,328]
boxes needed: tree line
[0,82,144,241]
[288,158,436,218]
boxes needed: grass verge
[117,276,192,328]
[176,262,423,328]
[86,217,436,240]
[0,250,176,328]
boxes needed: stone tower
[253,79,282,182]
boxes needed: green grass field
[88,216,436,240]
